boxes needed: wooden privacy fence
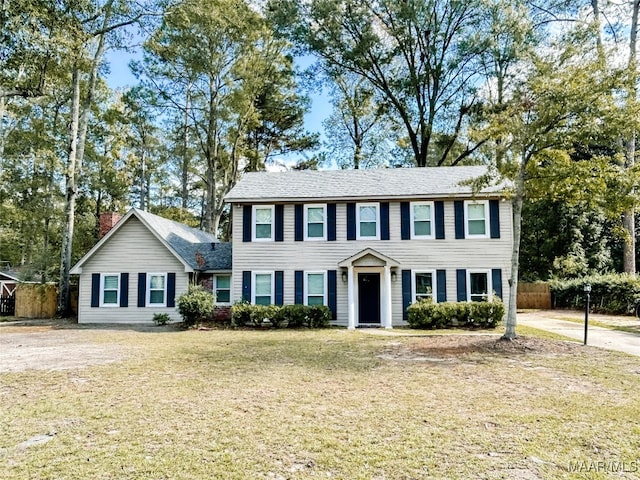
[517,282,552,309]
[15,283,58,318]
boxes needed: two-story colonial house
[225,166,512,329]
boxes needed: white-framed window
[412,270,436,303]
[467,270,492,302]
[465,200,489,238]
[101,273,120,307]
[357,203,380,240]
[214,274,231,305]
[253,272,274,306]
[253,205,275,241]
[305,271,327,306]
[304,204,326,241]
[411,201,435,239]
[147,273,167,306]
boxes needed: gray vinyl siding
[76,216,189,324]
[231,199,512,326]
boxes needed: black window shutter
[489,200,500,239]
[120,273,129,307]
[328,270,337,320]
[380,202,390,240]
[401,270,412,321]
[275,205,284,242]
[454,201,465,239]
[91,273,100,307]
[347,203,356,240]
[400,202,410,240]
[137,273,147,307]
[492,269,503,299]
[456,269,467,302]
[294,271,304,304]
[327,204,337,241]
[242,271,251,302]
[167,273,176,307]
[435,201,445,239]
[436,270,446,303]
[294,204,303,241]
[275,271,284,305]
[242,205,252,242]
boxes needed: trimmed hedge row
[549,274,640,315]
[231,303,332,328]
[407,298,505,329]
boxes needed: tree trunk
[58,67,81,316]
[57,13,110,315]
[181,85,191,209]
[503,156,526,340]
[623,0,639,274]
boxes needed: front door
[358,273,380,325]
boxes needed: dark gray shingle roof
[225,166,507,203]
[133,209,231,271]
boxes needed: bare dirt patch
[378,334,584,362]
[0,319,138,373]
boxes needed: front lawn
[1,325,639,479]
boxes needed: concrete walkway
[518,310,640,357]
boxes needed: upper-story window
[101,273,120,306]
[305,204,326,240]
[357,203,380,240]
[465,200,489,238]
[411,202,434,239]
[253,205,274,241]
[147,273,167,306]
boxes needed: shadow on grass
[0,317,184,333]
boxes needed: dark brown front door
[358,273,380,325]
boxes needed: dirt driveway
[0,318,168,373]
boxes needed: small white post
[347,266,356,329]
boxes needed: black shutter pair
[243,205,285,242]
[347,203,390,240]
[454,200,501,239]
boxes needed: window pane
[216,275,230,289]
[468,204,485,220]
[415,273,433,296]
[470,273,488,296]
[150,290,165,304]
[468,219,486,235]
[150,275,165,289]
[307,207,324,223]
[255,295,270,306]
[360,221,377,237]
[414,221,431,236]
[307,223,324,238]
[414,204,431,221]
[216,290,230,303]
[308,296,324,306]
[255,208,272,223]
[255,224,272,238]
[104,275,118,289]
[307,274,324,295]
[359,206,377,222]
[103,291,117,304]
[255,274,272,296]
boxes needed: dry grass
[1,324,640,479]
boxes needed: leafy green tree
[269,0,488,167]
[137,0,314,235]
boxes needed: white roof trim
[338,248,400,268]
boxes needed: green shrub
[407,298,504,329]
[177,285,215,327]
[230,303,332,329]
[152,313,171,326]
[549,273,640,314]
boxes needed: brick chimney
[99,212,123,238]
